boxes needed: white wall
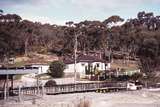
[31,65,49,74]
[91,62,110,71]
[77,62,88,77]
[64,62,88,78]
[64,63,74,73]
[64,62,111,78]
[92,62,104,71]
[106,63,111,70]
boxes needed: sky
[0,0,160,25]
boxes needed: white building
[63,55,110,78]
[26,64,49,74]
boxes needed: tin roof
[63,54,106,64]
[0,67,38,75]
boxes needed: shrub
[49,61,65,78]
[130,73,143,81]
[44,80,56,87]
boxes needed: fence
[12,82,127,95]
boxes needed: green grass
[36,73,53,80]
[13,61,25,67]
[13,74,24,80]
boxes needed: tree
[65,21,74,27]
[131,73,143,82]
[49,61,65,78]
[103,15,124,25]
[0,9,3,16]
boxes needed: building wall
[64,63,75,73]
[91,62,110,71]
[64,62,88,78]
[64,62,111,78]
[78,62,88,78]
[31,65,49,74]
[92,62,104,71]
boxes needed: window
[96,63,99,67]
[81,63,85,66]
[105,64,108,67]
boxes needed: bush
[49,61,65,78]
[130,73,143,81]
[44,80,56,87]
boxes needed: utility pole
[109,48,111,63]
[74,32,78,84]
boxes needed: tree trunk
[25,37,29,56]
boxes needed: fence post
[4,81,6,100]
[18,86,22,102]
[42,85,44,96]
[4,75,9,100]
[37,79,39,95]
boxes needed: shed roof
[0,67,38,75]
[64,54,106,64]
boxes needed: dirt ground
[1,89,160,107]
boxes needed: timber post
[18,85,22,102]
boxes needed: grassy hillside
[12,53,59,67]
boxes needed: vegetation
[13,74,24,80]
[44,80,57,87]
[130,73,143,82]
[0,10,160,74]
[49,61,65,78]
[76,98,91,107]
[36,73,52,80]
